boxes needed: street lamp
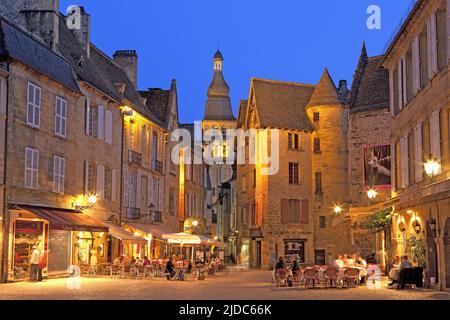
[333,204,343,215]
[367,188,378,200]
[424,159,440,177]
[192,220,199,227]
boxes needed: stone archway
[444,218,450,289]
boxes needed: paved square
[1,269,450,300]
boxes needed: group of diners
[273,254,374,289]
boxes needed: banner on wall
[363,145,391,187]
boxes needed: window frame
[53,156,65,194]
[25,147,39,189]
[55,96,68,138]
[27,82,41,128]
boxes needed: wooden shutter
[281,199,289,224]
[389,69,395,116]
[97,105,105,140]
[430,110,441,161]
[447,0,450,61]
[96,165,105,199]
[110,169,116,202]
[412,36,421,94]
[301,199,309,224]
[400,136,409,188]
[85,97,91,135]
[414,124,424,183]
[123,169,129,207]
[392,144,397,190]
[105,110,113,144]
[401,57,407,105]
[428,13,439,77]
[397,60,404,109]
[159,178,164,212]
[84,160,89,195]
[136,172,142,209]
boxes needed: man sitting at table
[166,257,176,280]
[355,255,367,268]
[331,255,344,269]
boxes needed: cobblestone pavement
[1,268,450,300]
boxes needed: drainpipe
[1,59,11,283]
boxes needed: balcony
[128,150,142,167]
[125,207,141,220]
[150,211,163,224]
[152,159,164,174]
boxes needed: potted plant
[407,235,426,287]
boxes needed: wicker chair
[343,268,360,288]
[275,269,289,287]
[303,268,320,289]
[323,268,339,288]
[292,269,303,287]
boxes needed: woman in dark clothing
[166,257,176,280]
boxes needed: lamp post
[424,159,440,178]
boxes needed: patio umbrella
[162,233,201,245]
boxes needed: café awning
[15,205,108,232]
[199,235,227,248]
[124,223,174,240]
[162,233,201,245]
[106,224,146,241]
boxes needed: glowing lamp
[192,220,199,227]
[333,205,343,215]
[367,188,378,200]
[424,160,440,177]
[88,194,98,205]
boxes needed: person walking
[29,245,40,281]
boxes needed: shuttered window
[104,167,113,201]
[97,105,105,140]
[25,148,39,189]
[27,83,41,128]
[53,156,65,194]
[419,29,429,89]
[289,163,299,185]
[405,46,413,103]
[414,124,424,183]
[281,199,308,224]
[315,172,323,194]
[392,66,400,115]
[437,7,447,72]
[96,165,105,199]
[105,110,113,144]
[55,97,67,138]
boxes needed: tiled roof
[306,68,341,108]
[251,78,315,131]
[0,17,80,93]
[140,88,171,125]
[349,48,390,113]
[57,15,164,127]
[236,100,248,129]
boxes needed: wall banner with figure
[363,145,391,187]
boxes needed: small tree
[408,235,426,268]
[361,208,392,233]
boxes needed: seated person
[292,258,300,276]
[272,257,286,282]
[142,256,151,266]
[388,256,401,286]
[331,255,344,269]
[355,255,367,268]
[165,257,176,280]
[130,256,137,265]
[398,256,414,289]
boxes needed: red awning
[17,205,108,233]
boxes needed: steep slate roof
[236,100,248,129]
[349,45,390,113]
[140,88,171,126]
[251,78,315,131]
[57,15,164,127]
[306,68,341,108]
[0,17,80,92]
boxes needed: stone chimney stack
[69,6,91,58]
[113,50,138,87]
[338,80,349,102]
[18,0,60,50]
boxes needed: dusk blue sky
[60,0,413,124]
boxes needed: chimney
[18,0,60,50]
[338,80,349,100]
[113,50,138,87]
[69,6,91,58]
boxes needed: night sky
[59,0,414,124]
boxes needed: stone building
[202,50,237,258]
[382,0,450,290]
[236,70,354,269]
[347,44,393,269]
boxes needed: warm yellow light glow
[88,194,97,205]
[192,220,199,227]
[122,106,134,117]
[214,236,218,241]
[333,204,343,215]
[406,210,414,215]
[424,160,440,177]
[367,188,378,200]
